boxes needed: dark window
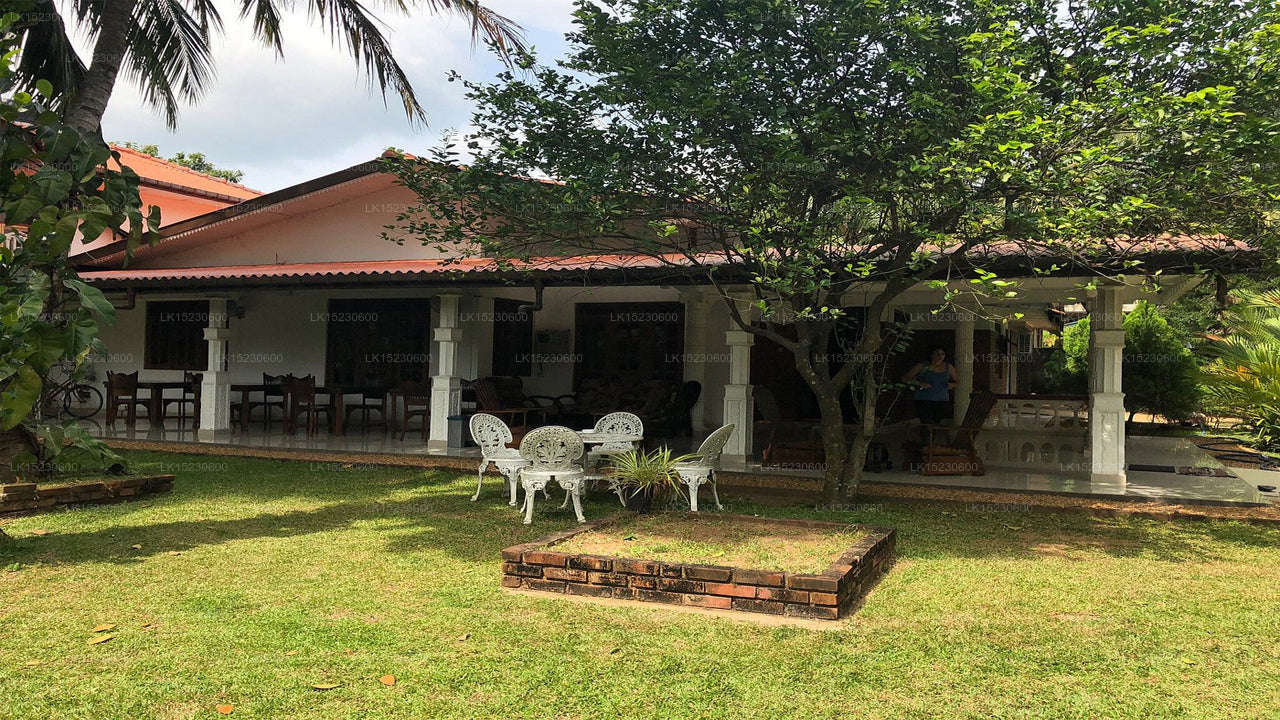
[491,298,533,377]
[325,298,431,388]
[145,300,209,371]
[574,302,684,387]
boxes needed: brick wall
[0,475,175,514]
[501,514,896,621]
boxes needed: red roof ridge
[110,144,263,197]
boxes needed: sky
[95,0,579,193]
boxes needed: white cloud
[95,0,577,191]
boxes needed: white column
[1088,286,1126,487]
[722,328,754,468]
[198,298,231,442]
[953,311,976,423]
[429,294,463,451]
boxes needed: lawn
[1,451,1278,719]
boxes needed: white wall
[91,284,734,427]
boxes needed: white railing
[981,435,1089,474]
[987,394,1090,433]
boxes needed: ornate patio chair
[517,426,586,525]
[585,411,644,467]
[673,423,735,512]
[917,392,997,476]
[469,413,531,506]
[104,371,148,429]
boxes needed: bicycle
[43,361,105,419]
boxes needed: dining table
[231,383,349,435]
[136,380,195,423]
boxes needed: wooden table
[136,381,193,424]
[329,386,389,436]
[231,383,346,434]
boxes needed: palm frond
[12,0,86,112]
[301,0,428,121]
[417,0,526,58]
[120,0,221,129]
[239,0,289,57]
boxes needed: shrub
[1039,302,1200,422]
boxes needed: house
[69,152,1260,500]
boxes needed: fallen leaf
[608,647,622,655]
[165,551,181,556]
[284,650,298,657]
[130,544,142,550]
[1181,657,1197,666]
[456,633,470,642]
[91,624,116,633]
[379,674,396,686]
[29,529,48,536]
[87,635,114,645]
[311,683,341,691]
[22,660,42,667]
[215,705,234,715]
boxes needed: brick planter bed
[501,514,896,621]
[0,475,175,515]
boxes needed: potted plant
[605,447,692,512]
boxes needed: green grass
[1,451,1279,719]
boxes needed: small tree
[0,16,158,479]
[386,0,1280,504]
[1045,302,1200,422]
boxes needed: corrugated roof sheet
[78,253,724,283]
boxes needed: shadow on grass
[2,449,1276,571]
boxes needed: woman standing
[902,347,959,438]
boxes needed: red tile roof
[109,146,263,201]
[78,253,727,284]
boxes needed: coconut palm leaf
[15,0,525,130]
[12,1,86,112]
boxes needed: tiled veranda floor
[80,414,1275,506]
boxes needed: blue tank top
[914,366,951,402]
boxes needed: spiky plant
[604,448,693,504]
[1200,290,1280,449]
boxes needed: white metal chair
[517,426,587,525]
[673,423,735,512]
[582,411,644,505]
[469,413,531,506]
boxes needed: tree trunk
[0,427,37,483]
[63,0,139,135]
[816,390,850,506]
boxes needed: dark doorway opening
[574,302,685,387]
[325,298,431,388]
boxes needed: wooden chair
[283,375,330,435]
[470,377,544,440]
[244,372,288,430]
[104,371,148,429]
[163,372,202,427]
[917,392,997,476]
[395,380,432,441]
